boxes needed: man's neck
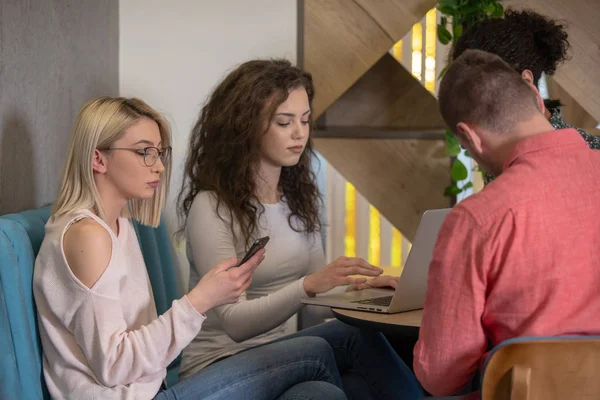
[495,115,556,173]
[512,114,556,140]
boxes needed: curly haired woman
[453,9,600,183]
[177,59,424,400]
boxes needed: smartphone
[233,236,270,268]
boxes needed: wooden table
[331,308,423,336]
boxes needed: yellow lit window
[344,182,356,257]
[424,8,437,93]
[368,205,381,266]
[411,23,423,80]
[392,40,403,62]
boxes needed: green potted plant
[436,0,504,197]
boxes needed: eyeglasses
[105,146,172,167]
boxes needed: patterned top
[484,108,600,184]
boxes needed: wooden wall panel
[547,78,600,135]
[303,0,439,118]
[322,53,445,129]
[354,0,438,40]
[314,54,450,240]
[314,137,450,241]
[302,1,451,239]
[304,0,392,117]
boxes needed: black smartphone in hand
[234,236,270,268]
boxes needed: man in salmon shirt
[413,49,600,398]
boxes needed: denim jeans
[279,320,425,400]
[154,336,345,400]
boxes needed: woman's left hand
[346,275,399,292]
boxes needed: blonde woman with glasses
[33,97,346,400]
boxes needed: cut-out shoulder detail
[34,210,207,397]
[63,217,113,289]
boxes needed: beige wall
[119,0,297,231]
[119,0,298,292]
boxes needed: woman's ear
[92,149,108,174]
[521,69,535,85]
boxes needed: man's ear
[456,122,482,154]
[92,149,108,174]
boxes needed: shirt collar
[502,128,585,171]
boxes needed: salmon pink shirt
[414,129,600,396]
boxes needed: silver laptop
[301,208,450,314]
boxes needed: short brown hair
[438,49,540,134]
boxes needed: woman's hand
[346,275,399,292]
[303,256,383,297]
[187,248,265,313]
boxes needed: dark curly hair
[452,9,570,86]
[177,59,321,246]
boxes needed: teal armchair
[0,207,182,399]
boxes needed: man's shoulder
[453,183,514,227]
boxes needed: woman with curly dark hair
[177,59,423,400]
[452,9,600,183]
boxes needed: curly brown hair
[177,59,321,246]
[452,9,570,87]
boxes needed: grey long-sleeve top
[179,191,334,378]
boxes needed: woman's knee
[284,336,342,384]
[278,381,347,400]
[324,319,362,338]
[328,320,387,345]
[293,335,330,350]
[285,336,334,357]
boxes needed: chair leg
[510,365,531,400]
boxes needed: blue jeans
[154,336,345,400]
[280,320,425,400]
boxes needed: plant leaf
[437,5,455,15]
[438,0,505,198]
[437,24,452,45]
[483,4,496,13]
[445,129,461,157]
[444,184,462,197]
[453,23,463,39]
[458,4,479,16]
[438,0,459,10]
[451,158,469,181]
[438,64,448,80]
[492,2,504,17]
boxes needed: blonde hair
[53,97,172,227]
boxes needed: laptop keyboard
[351,296,393,307]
